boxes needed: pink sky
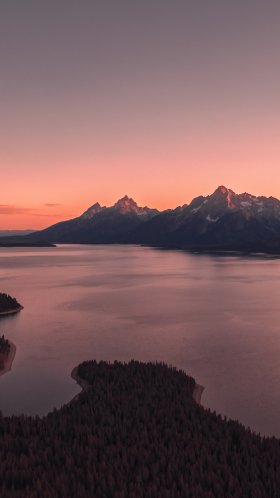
[1,1,280,229]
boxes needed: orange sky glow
[1,1,280,230]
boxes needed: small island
[0,293,23,316]
[0,334,16,376]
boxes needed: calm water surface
[0,244,280,437]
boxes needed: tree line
[0,293,21,312]
[0,335,11,355]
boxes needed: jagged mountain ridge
[29,195,159,244]
[24,187,280,250]
[131,186,280,248]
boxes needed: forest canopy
[0,293,21,313]
[0,360,280,497]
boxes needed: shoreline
[71,366,205,407]
[70,366,90,403]
[0,306,23,316]
[0,340,16,377]
[193,383,204,406]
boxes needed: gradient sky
[1,0,280,228]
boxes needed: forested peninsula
[0,335,16,377]
[0,360,280,497]
[0,293,23,315]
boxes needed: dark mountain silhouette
[129,186,280,250]
[27,196,159,244]
[0,230,34,237]
[6,187,280,251]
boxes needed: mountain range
[4,186,280,252]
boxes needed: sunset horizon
[2,2,280,496]
[2,182,280,230]
[2,1,280,229]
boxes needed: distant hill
[0,230,34,237]
[5,187,280,252]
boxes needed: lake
[0,244,279,437]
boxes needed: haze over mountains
[4,186,280,252]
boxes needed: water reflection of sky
[0,245,279,438]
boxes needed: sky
[1,0,280,229]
